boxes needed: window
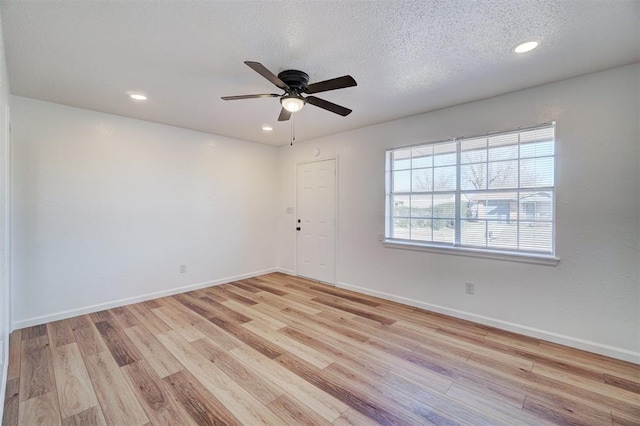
[385,123,556,262]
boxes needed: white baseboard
[274,268,296,276]
[337,281,640,364]
[12,268,278,330]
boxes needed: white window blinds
[385,123,555,257]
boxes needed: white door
[296,159,336,284]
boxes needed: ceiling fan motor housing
[278,70,310,93]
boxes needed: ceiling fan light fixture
[281,95,305,113]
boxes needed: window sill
[382,239,560,266]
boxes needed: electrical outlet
[180,265,187,273]
[465,282,475,295]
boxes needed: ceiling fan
[221,61,357,121]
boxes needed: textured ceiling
[1,1,638,146]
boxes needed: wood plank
[2,378,20,426]
[538,340,640,380]
[142,299,162,309]
[249,290,323,315]
[191,337,285,405]
[192,319,242,351]
[446,383,550,426]
[230,280,262,293]
[279,325,390,379]
[482,336,602,377]
[332,407,381,426]
[309,284,381,307]
[207,380,283,425]
[208,316,283,359]
[282,307,369,343]
[466,353,640,419]
[324,359,501,426]
[532,363,638,404]
[83,351,149,426]
[242,320,334,369]
[68,315,108,358]
[283,313,450,393]
[126,303,172,335]
[197,290,228,304]
[449,374,526,408]
[163,370,240,426]
[612,409,640,426]
[18,391,62,426]
[47,320,76,348]
[110,306,141,329]
[229,345,348,422]
[270,293,359,319]
[469,351,533,373]
[605,373,640,394]
[61,406,107,426]
[21,324,47,341]
[340,316,423,353]
[7,330,21,381]
[274,354,412,425]
[121,360,196,426]
[523,395,612,426]
[174,294,218,319]
[215,287,258,306]
[155,330,231,390]
[242,278,288,296]
[151,306,207,342]
[222,299,287,329]
[123,325,183,378]
[198,296,252,324]
[50,343,99,418]
[94,320,142,367]
[20,335,56,401]
[88,310,112,323]
[267,394,332,426]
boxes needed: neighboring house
[467,191,552,223]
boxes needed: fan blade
[244,61,288,90]
[278,108,292,121]
[305,75,357,94]
[305,96,352,116]
[221,93,280,101]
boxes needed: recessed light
[128,93,147,101]
[262,125,273,131]
[514,41,539,54]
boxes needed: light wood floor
[2,273,639,425]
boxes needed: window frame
[384,123,559,266]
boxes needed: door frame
[294,155,338,285]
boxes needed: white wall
[277,64,640,362]
[11,96,278,327]
[0,9,10,417]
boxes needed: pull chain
[290,112,296,146]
